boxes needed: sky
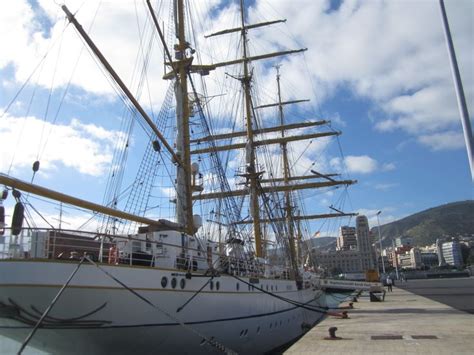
[0,0,473,237]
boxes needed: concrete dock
[285,286,474,354]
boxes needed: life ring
[108,246,119,265]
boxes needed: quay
[285,286,474,354]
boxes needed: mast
[239,0,263,257]
[275,65,298,274]
[174,0,194,235]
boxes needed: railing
[0,228,293,279]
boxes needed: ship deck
[285,283,474,354]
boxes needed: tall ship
[0,1,357,353]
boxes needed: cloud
[345,155,378,174]
[0,0,174,107]
[374,183,398,191]
[417,131,466,151]
[249,0,473,152]
[0,113,124,176]
[330,155,395,175]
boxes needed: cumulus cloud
[1,0,472,196]
[418,131,466,151]
[0,113,124,176]
[345,155,378,174]
[0,0,175,105]
[247,0,473,152]
[330,155,395,175]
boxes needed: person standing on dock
[386,276,393,292]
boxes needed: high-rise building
[396,236,413,247]
[356,215,375,270]
[436,238,446,266]
[336,226,357,251]
[312,215,377,274]
[410,247,422,269]
[442,240,463,267]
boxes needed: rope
[17,258,86,355]
[176,275,214,313]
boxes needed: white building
[313,215,376,275]
[442,240,463,267]
[409,247,422,269]
[336,226,357,251]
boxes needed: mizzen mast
[275,65,301,274]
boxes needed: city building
[396,236,413,247]
[420,252,438,268]
[336,226,357,251]
[398,253,412,268]
[312,215,376,275]
[436,238,446,266]
[442,240,463,267]
[410,247,422,269]
[312,249,362,274]
[356,215,376,270]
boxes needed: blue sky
[0,0,472,236]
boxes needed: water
[397,276,474,314]
[0,336,48,355]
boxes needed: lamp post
[376,211,386,275]
[392,239,400,280]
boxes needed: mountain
[305,236,337,251]
[374,200,474,246]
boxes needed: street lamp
[376,211,386,275]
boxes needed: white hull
[0,260,345,354]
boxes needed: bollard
[341,311,349,319]
[349,302,354,309]
[352,296,358,302]
[324,326,342,340]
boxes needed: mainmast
[239,0,263,257]
[174,0,194,235]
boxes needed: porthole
[266,285,269,291]
[236,283,240,291]
[269,323,272,329]
[180,279,186,289]
[257,326,261,334]
[210,280,214,290]
[240,330,244,337]
[216,281,220,290]
[244,329,248,336]
[171,277,177,289]
[276,285,278,291]
[161,276,168,288]
[271,285,274,291]
[280,320,282,326]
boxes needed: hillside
[305,236,337,251]
[374,200,474,246]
